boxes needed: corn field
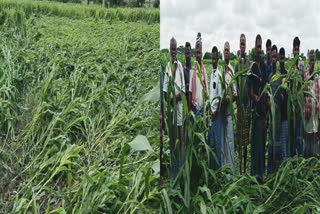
[0,0,159,213]
[0,0,159,23]
[160,50,320,213]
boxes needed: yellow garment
[282,77,287,87]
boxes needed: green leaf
[144,167,151,198]
[50,208,66,214]
[270,73,283,83]
[195,132,206,144]
[129,135,153,151]
[200,196,207,214]
[152,159,160,174]
[119,143,130,184]
[67,162,72,195]
[161,189,173,214]
[293,203,309,214]
[253,205,266,214]
[139,84,160,103]
[198,185,212,202]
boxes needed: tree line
[40,0,160,8]
[162,45,320,62]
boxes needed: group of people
[161,33,319,183]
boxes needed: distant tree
[177,45,184,55]
[153,0,159,8]
[230,52,237,61]
[50,0,81,3]
[108,0,123,6]
[88,0,99,4]
[218,51,222,60]
[161,49,169,53]
[249,48,266,61]
[137,0,145,7]
[45,0,82,3]
[315,49,320,61]
[249,48,256,61]
[191,48,196,58]
[203,52,211,60]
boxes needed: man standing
[279,48,289,160]
[189,35,208,119]
[235,33,251,174]
[208,46,223,169]
[163,37,185,178]
[250,34,268,183]
[291,36,305,157]
[184,42,192,109]
[160,63,165,182]
[266,39,273,80]
[304,50,319,158]
[267,45,282,174]
[222,41,237,176]
[183,42,192,147]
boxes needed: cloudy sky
[160,0,320,58]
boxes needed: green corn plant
[160,59,214,213]
[237,59,245,174]
[164,60,178,179]
[233,58,254,174]
[216,59,252,174]
[258,78,277,161]
[272,55,320,157]
[254,55,320,167]
[162,152,320,213]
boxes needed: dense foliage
[0,0,160,213]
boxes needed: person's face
[224,44,230,63]
[272,49,277,68]
[196,46,202,62]
[280,54,285,71]
[240,36,246,57]
[170,42,177,62]
[293,45,300,57]
[255,39,262,59]
[309,53,315,72]
[185,46,191,61]
[266,46,271,61]
[212,51,218,69]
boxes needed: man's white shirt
[225,64,237,116]
[209,66,222,126]
[163,60,185,126]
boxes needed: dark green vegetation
[0,0,159,23]
[0,0,160,213]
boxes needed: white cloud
[161,0,320,58]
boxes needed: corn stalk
[235,58,253,174]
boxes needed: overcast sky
[160,0,320,58]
